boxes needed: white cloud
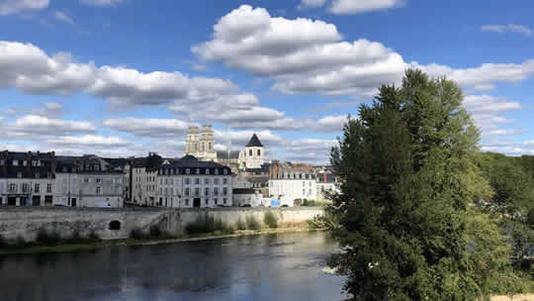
[0,0,48,16]
[104,117,190,137]
[50,134,130,147]
[463,95,522,138]
[329,0,404,14]
[51,10,74,25]
[79,0,124,7]
[5,115,95,138]
[194,5,406,95]
[415,60,534,91]
[481,24,533,37]
[7,101,63,117]
[299,0,328,9]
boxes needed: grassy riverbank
[0,223,319,256]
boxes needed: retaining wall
[0,207,323,242]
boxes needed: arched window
[257,149,261,156]
[109,220,121,230]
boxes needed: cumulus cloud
[5,115,95,138]
[299,0,328,9]
[194,5,405,96]
[0,0,48,16]
[415,60,534,91]
[463,95,522,138]
[104,117,190,137]
[481,24,533,37]
[49,134,130,147]
[79,0,124,7]
[329,0,405,14]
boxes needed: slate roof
[216,150,240,160]
[246,133,263,147]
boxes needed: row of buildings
[0,127,337,208]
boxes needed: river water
[0,232,346,301]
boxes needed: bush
[245,215,261,231]
[235,218,246,230]
[185,214,233,235]
[129,227,146,240]
[264,211,278,228]
[149,225,162,237]
[36,227,62,245]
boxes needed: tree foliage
[328,69,519,300]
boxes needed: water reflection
[0,232,345,301]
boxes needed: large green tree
[328,69,520,300]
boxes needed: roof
[246,133,263,147]
[216,150,240,160]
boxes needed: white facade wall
[131,167,158,206]
[55,173,123,208]
[158,174,233,208]
[239,146,264,169]
[0,177,55,206]
[268,179,317,206]
[233,192,263,207]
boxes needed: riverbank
[0,223,321,256]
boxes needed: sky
[1,0,534,164]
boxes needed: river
[0,232,346,301]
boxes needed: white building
[0,151,56,206]
[54,155,124,208]
[266,161,317,206]
[128,153,162,206]
[157,155,233,208]
[238,133,265,170]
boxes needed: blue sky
[1,0,534,163]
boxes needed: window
[195,168,200,175]
[185,188,190,196]
[223,169,228,175]
[12,160,18,166]
[96,187,101,195]
[257,149,261,156]
[214,178,219,185]
[34,184,40,193]
[23,160,27,166]
[214,169,219,175]
[185,199,189,206]
[84,178,89,183]
[205,168,210,175]
[185,178,190,185]
[223,187,227,196]
[223,198,227,204]
[214,187,219,196]
[204,187,209,196]
[0,159,4,166]
[194,188,200,196]
[46,184,52,193]
[22,183,30,193]
[17,172,22,178]
[96,178,101,184]
[214,198,218,204]
[249,149,252,156]
[186,168,190,174]
[223,178,228,184]
[204,178,210,185]
[9,184,17,193]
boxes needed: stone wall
[0,207,323,242]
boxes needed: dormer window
[186,168,190,174]
[205,168,210,175]
[195,168,200,174]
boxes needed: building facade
[185,125,217,161]
[267,161,317,206]
[157,155,233,208]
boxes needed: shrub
[36,227,62,245]
[185,214,232,235]
[235,218,246,230]
[245,215,261,231]
[129,227,146,240]
[149,225,162,237]
[264,211,278,228]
